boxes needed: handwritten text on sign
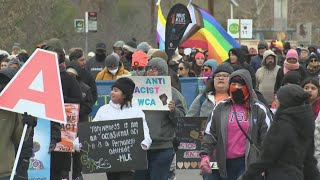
[129,76,172,111]
[78,118,147,174]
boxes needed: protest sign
[78,118,147,174]
[28,118,51,179]
[165,3,191,59]
[0,49,66,123]
[176,117,218,169]
[54,103,80,152]
[129,76,172,111]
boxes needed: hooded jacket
[95,61,129,80]
[201,69,272,178]
[93,100,152,150]
[250,41,268,72]
[144,58,186,149]
[0,69,30,178]
[256,50,280,105]
[240,105,319,180]
[225,48,256,88]
[67,62,94,123]
[305,53,320,79]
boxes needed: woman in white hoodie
[93,77,152,180]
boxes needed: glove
[73,137,82,152]
[200,155,212,174]
[22,112,37,128]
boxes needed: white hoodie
[93,100,152,150]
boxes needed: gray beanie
[137,42,150,54]
[113,41,125,48]
[7,58,23,69]
[105,53,120,68]
[147,57,168,76]
[214,63,234,75]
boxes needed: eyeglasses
[146,66,158,72]
[132,66,145,71]
[177,67,184,71]
[310,59,318,62]
[214,74,230,79]
[201,67,211,72]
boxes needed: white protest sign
[240,19,253,39]
[129,76,172,111]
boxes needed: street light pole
[230,3,233,19]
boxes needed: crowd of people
[1,38,320,180]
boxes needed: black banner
[78,118,147,174]
[176,117,217,169]
[165,3,191,59]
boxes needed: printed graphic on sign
[28,118,51,179]
[54,103,80,152]
[128,76,172,111]
[0,49,66,123]
[227,19,240,38]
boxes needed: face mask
[96,53,106,62]
[109,68,118,75]
[202,72,213,78]
[230,85,249,104]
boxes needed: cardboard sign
[54,103,80,152]
[78,118,147,174]
[129,76,172,111]
[176,117,218,169]
[28,118,51,179]
[0,49,66,123]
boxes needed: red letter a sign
[0,49,66,123]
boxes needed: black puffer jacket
[239,104,320,180]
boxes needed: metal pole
[85,12,89,56]
[208,0,214,16]
[230,3,234,19]
[10,124,28,180]
[85,32,88,56]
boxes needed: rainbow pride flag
[156,2,240,64]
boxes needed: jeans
[15,158,30,180]
[202,156,245,180]
[134,148,174,180]
[72,151,82,179]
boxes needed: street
[82,169,202,180]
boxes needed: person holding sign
[200,69,272,180]
[134,57,186,180]
[0,68,37,180]
[93,77,152,180]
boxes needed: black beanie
[111,77,135,97]
[277,84,310,108]
[281,71,302,86]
